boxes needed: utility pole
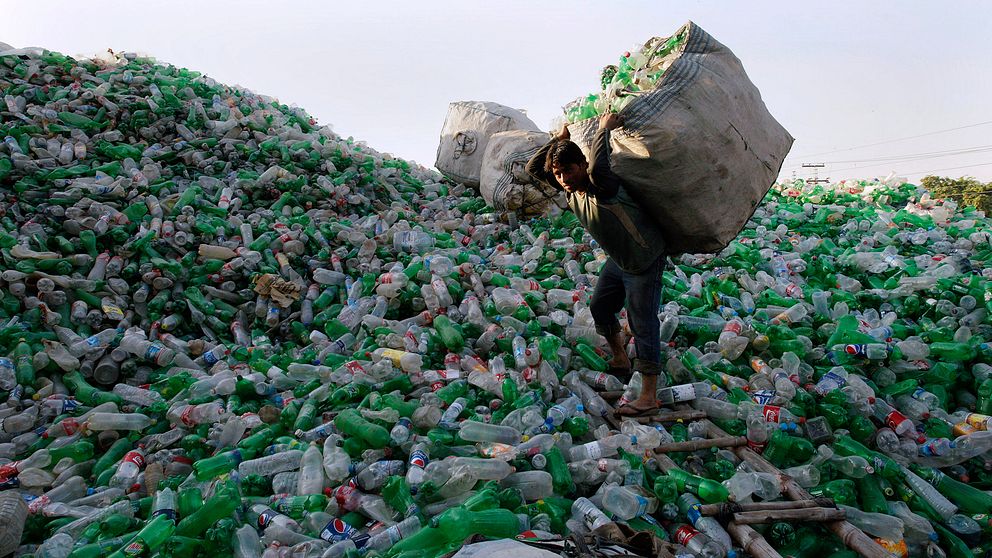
[801,163,829,184]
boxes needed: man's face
[552,161,589,193]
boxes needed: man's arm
[526,134,563,191]
[587,114,623,199]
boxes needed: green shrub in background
[921,175,992,214]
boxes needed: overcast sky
[4,1,991,182]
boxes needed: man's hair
[543,139,586,174]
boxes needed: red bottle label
[885,410,909,431]
[61,417,80,436]
[179,406,196,426]
[343,361,365,375]
[762,405,781,423]
[675,525,698,546]
[0,463,17,479]
[123,450,145,469]
[334,485,356,508]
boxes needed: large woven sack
[479,130,561,216]
[568,21,794,255]
[435,101,541,189]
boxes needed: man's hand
[599,113,622,131]
[557,124,571,141]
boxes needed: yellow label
[102,303,125,320]
[874,537,908,558]
[966,413,991,431]
[379,348,406,367]
[954,422,979,437]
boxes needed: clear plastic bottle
[108,447,146,490]
[355,460,405,491]
[602,483,658,520]
[119,332,176,367]
[571,497,611,531]
[499,470,554,501]
[297,443,325,495]
[677,493,732,552]
[838,504,905,542]
[670,524,724,558]
[239,450,305,477]
[568,434,626,461]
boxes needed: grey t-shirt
[527,127,667,274]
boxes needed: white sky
[4,0,992,182]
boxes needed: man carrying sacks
[527,113,667,417]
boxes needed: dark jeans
[589,255,665,375]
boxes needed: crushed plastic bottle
[1,44,992,558]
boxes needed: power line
[783,145,992,176]
[783,144,992,172]
[900,161,992,177]
[816,144,992,165]
[784,119,992,162]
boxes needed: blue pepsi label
[203,349,221,365]
[687,503,702,524]
[751,390,776,405]
[320,518,358,542]
[844,344,867,356]
[409,449,429,469]
[256,508,277,529]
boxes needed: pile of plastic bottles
[563,31,686,123]
[2,46,992,558]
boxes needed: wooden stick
[654,436,747,454]
[699,415,897,558]
[653,451,784,558]
[619,409,709,424]
[732,507,847,524]
[699,499,836,516]
[655,409,708,422]
[726,521,786,558]
[604,402,783,558]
